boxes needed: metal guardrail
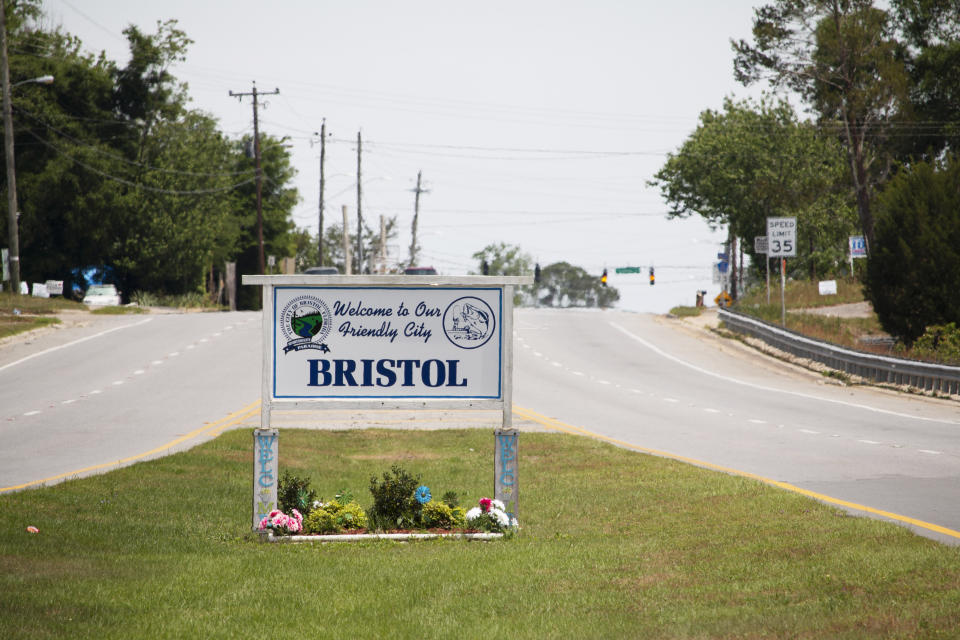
[718,308,960,396]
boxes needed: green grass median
[2,428,959,638]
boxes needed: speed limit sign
[766,217,797,257]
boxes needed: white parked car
[83,284,121,306]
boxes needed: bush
[866,156,960,344]
[367,465,421,531]
[911,323,960,365]
[303,500,369,534]
[277,472,318,517]
[422,502,466,530]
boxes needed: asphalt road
[3,305,959,545]
[0,310,261,491]
[513,308,960,545]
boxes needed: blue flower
[414,485,432,504]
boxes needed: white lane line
[859,439,881,445]
[609,321,960,425]
[919,449,942,455]
[799,429,820,435]
[199,338,209,343]
[663,397,679,403]
[168,352,179,357]
[186,345,195,350]
[598,380,611,385]
[551,361,562,367]
[89,390,102,395]
[0,318,153,373]
[572,371,584,376]
[24,410,41,417]
[62,399,76,405]
[703,408,721,414]
[134,370,145,375]
[533,351,542,357]
[152,360,163,365]
[749,419,767,424]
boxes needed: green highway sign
[615,267,641,274]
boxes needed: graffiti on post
[253,428,279,529]
[494,429,518,520]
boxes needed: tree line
[650,0,960,344]
[1,2,299,308]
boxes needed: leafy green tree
[539,262,619,308]
[891,0,960,161]
[650,98,856,280]
[471,242,533,276]
[865,155,960,344]
[733,1,910,251]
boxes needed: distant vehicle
[83,284,121,307]
[403,266,438,275]
[303,266,339,275]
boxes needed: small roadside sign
[754,236,768,254]
[849,235,867,258]
[714,291,732,307]
[767,217,797,257]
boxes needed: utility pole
[316,119,327,265]
[408,170,430,266]
[341,205,352,275]
[229,81,279,275]
[1,4,19,294]
[355,130,363,274]
[379,214,387,274]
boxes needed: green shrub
[440,490,460,508]
[422,502,466,530]
[304,500,368,534]
[367,465,421,531]
[277,472,317,517]
[911,323,960,365]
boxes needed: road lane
[0,311,261,490]
[514,308,960,543]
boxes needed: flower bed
[256,465,518,542]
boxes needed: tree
[471,242,534,305]
[732,1,910,251]
[650,97,856,280]
[538,262,619,309]
[864,155,960,344]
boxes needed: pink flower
[479,498,492,513]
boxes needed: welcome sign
[272,286,502,399]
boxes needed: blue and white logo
[443,296,495,349]
[280,295,332,354]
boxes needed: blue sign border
[271,286,503,400]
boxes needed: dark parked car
[303,266,339,275]
[403,266,437,275]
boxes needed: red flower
[479,498,492,513]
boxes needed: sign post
[243,274,532,528]
[848,235,867,275]
[767,218,796,326]
[754,236,769,304]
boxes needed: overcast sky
[41,0,771,312]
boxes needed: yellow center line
[513,404,960,541]
[0,400,262,494]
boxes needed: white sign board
[271,286,502,399]
[754,236,768,254]
[31,283,49,298]
[849,235,867,258]
[766,217,797,257]
[819,280,837,295]
[45,280,64,296]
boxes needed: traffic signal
[481,260,489,276]
[601,268,608,286]
[534,263,541,284]
[649,266,655,286]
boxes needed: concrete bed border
[260,531,504,543]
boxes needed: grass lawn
[2,428,960,638]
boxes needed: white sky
[41,0,770,312]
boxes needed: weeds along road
[513,308,960,545]
[0,311,261,491]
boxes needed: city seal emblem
[280,295,332,354]
[443,296,496,349]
